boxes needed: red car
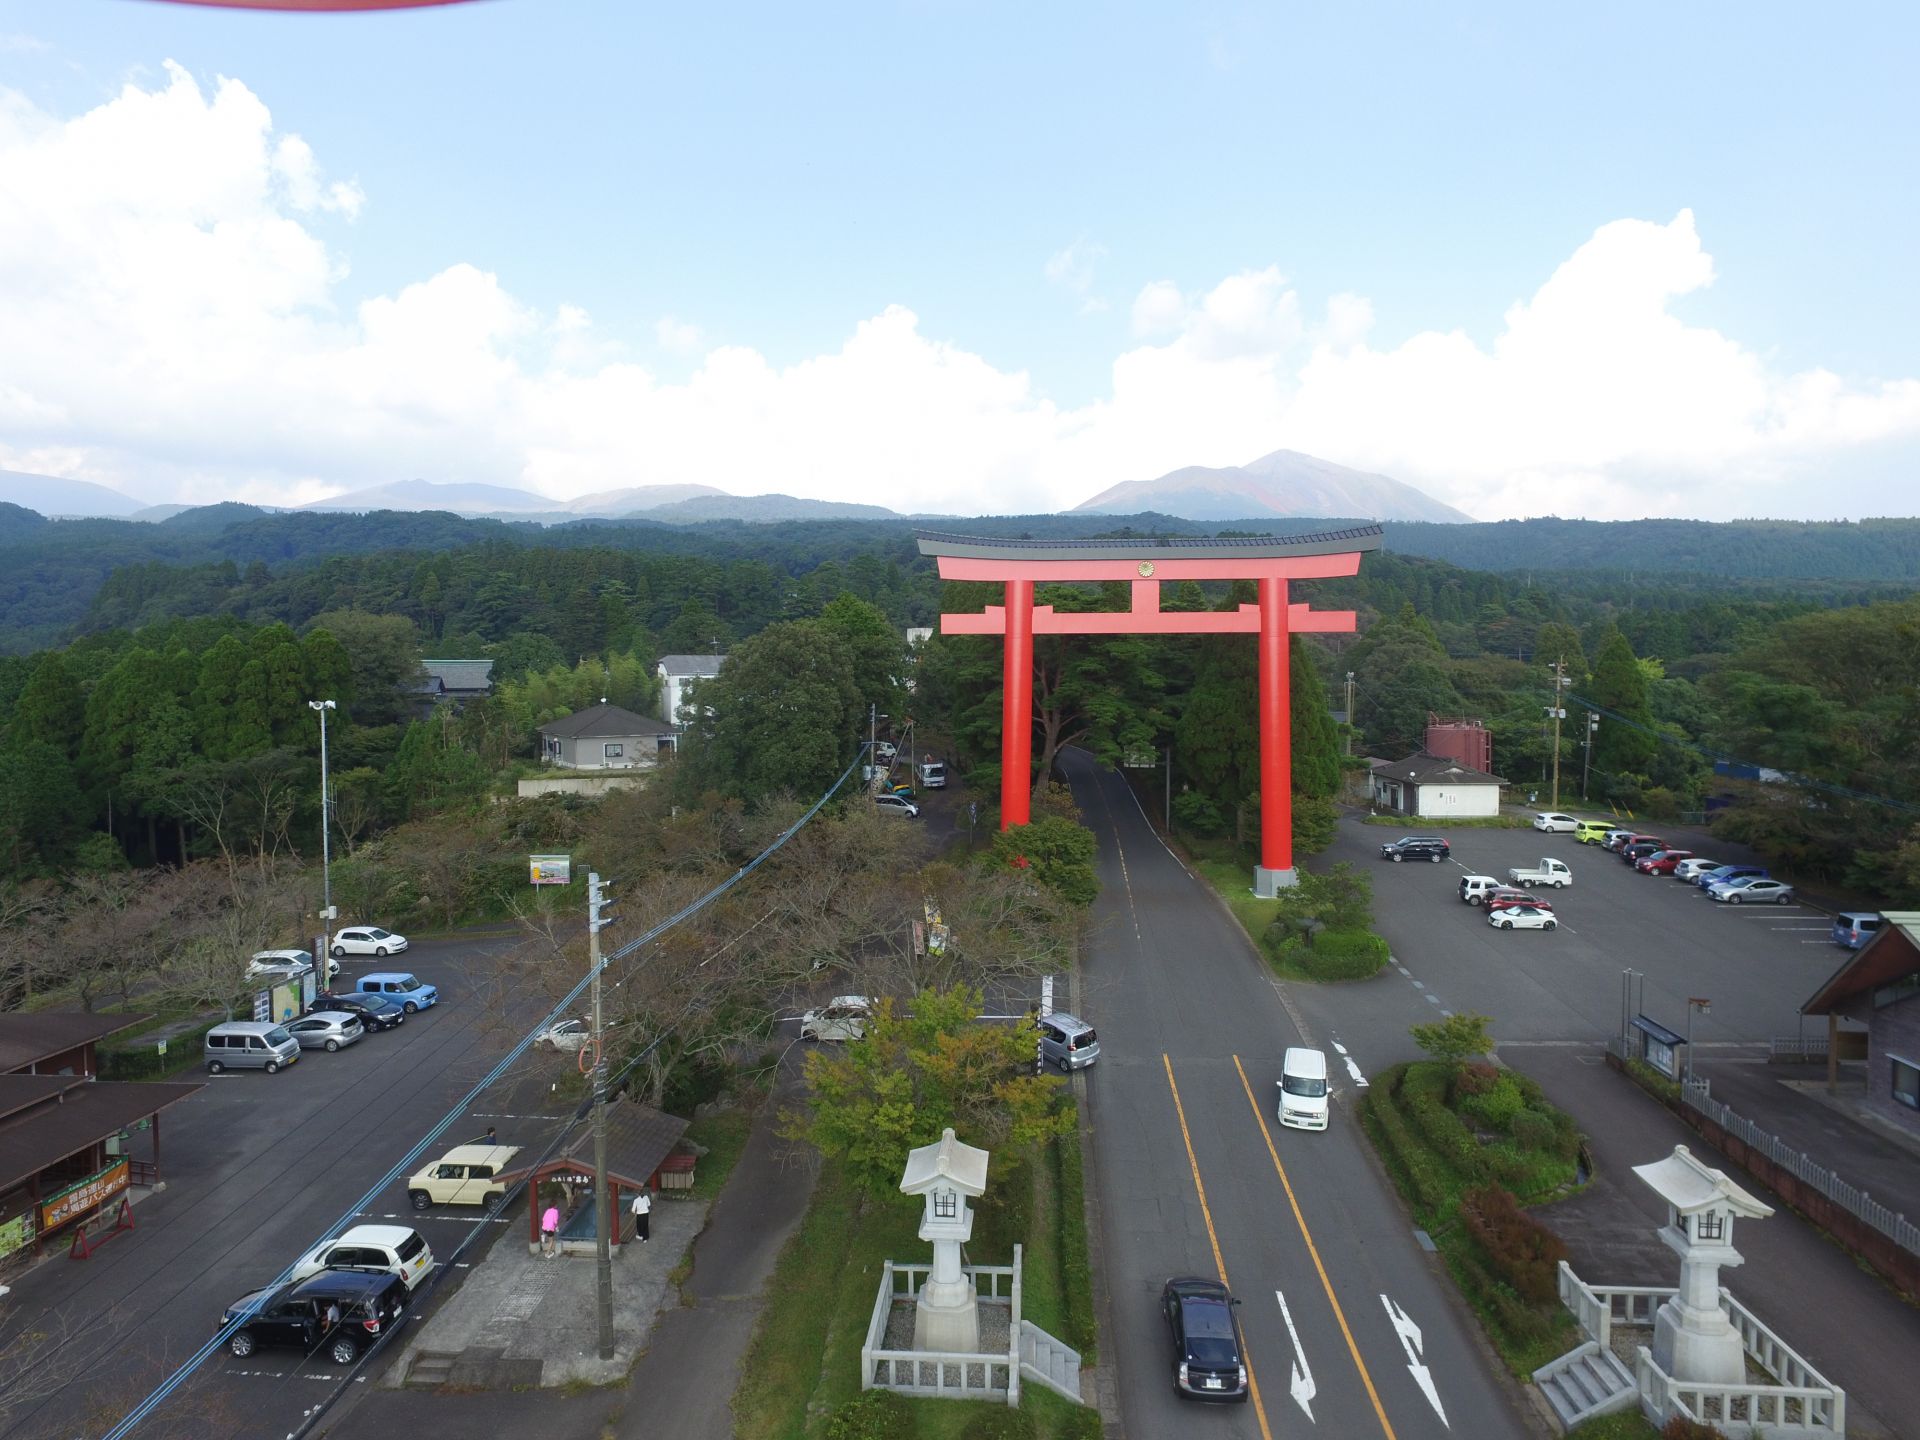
[1637,849,1696,875]
[1487,889,1552,912]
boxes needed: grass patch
[733,1121,1096,1440]
[1360,813,1533,829]
[1567,1412,1662,1440]
[682,1089,764,1201]
[1190,857,1390,982]
[1359,1060,1584,1375]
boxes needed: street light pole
[1345,672,1355,757]
[308,700,336,956]
[1685,996,1711,1085]
[587,873,615,1360]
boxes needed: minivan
[1276,1047,1330,1131]
[205,1021,301,1075]
[1038,1013,1100,1070]
[1832,912,1885,950]
[358,972,438,1013]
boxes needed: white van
[1276,1047,1330,1131]
[205,1021,301,1075]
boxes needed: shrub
[1486,1143,1578,1204]
[1458,1184,1568,1304]
[960,1409,1036,1440]
[99,1019,219,1080]
[1660,1417,1730,1440]
[1400,1064,1485,1178]
[823,1389,912,1440]
[1509,1107,1556,1153]
[1364,1082,1454,1216]
[1292,927,1390,981]
[1409,1012,1493,1064]
[1452,1061,1502,1098]
[1625,1058,1682,1106]
[1172,791,1226,836]
[1458,1074,1527,1133]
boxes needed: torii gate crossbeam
[919,528,1383,896]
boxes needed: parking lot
[1294,817,1846,1076]
[0,933,595,1440]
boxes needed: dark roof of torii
[915,526,1384,561]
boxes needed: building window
[1692,1210,1725,1242]
[604,743,624,759]
[933,1189,957,1219]
[1893,1057,1920,1111]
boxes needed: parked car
[1162,1277,1249,1402]
[1574,820,1615,844]
[289,1223,434,1292]
[284,1011,365,1052]
[1711,878,1794,905]
[1490,905,1558,930]
[873,792,920,818]
[1507,858,1573,889]
[358,972,438,1013]
[536,1018,592,1051]
[1832,912,1886,950]
[248,948,341,983]
[204,1021,301,1075]
[801,995,873,1042]
[1695,863,1768,890]
[406,1144,521,1211]
[220,1270,407,1365]
[1636,849,1696,875]
[1379,835,1450,863]
[1619,839,1669,865]
[873,741,898,762]
[331,926,409,958]
[1603,830,1647,852]
[1458,875,1503,905]
[1532,812,1580,833]
[1036,1013,1100,1071]
[1672,858,1724,882]
[1486,889,1550,912]
[310,992,407,1032]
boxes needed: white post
[308,700,335,956]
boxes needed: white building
[1369,751,1507,819]
[655,654,725,726]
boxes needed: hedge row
[99,1018,220,1081]
[1459,1184,1568,1304]
[1262,926,1390,982]
[1362,1078,1455,1219]
[1055,1111,1098,1359]
[1400,1063,1487,1176]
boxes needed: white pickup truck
[1507,858,1573,889]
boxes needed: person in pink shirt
[541,1204,560,1259]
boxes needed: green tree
[8,652,85,757]
[677,621,863,803]
[0,737,86,871]
[304,610,425,727]
[1409,1012,1493,1065]
[989,814,1099,905]
[817,593,906,717]
[1290,636,1340,798]
[1586,627,1656,778]
[798,985,1071,1199]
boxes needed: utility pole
[1547,658,1567,810]
[1164,745,1172,833]
[308,700,337,957]
[1345,672,1356,756]
[1582,712,1599,800]
[587,872,615,1360]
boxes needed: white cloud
[1045,238,1109,314]
[0,33,49,55]
[2,66,1918,521]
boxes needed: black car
[310,992,406,1032]
[1619,839,1667,865]
[1379,835,1451,863]
[1162,1277,1249,1402]
[219,1270,406,1365]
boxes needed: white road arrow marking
[1381,1293,1448,1427]
[1274,1289,1317,1421]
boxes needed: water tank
[1425,715,1492,774]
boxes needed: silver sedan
[284,1011,366,1052]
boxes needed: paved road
[0,933,589,1440]
[1065,753,1531,1440]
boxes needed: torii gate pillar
[919,529,1382,896]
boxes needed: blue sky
[1,1,1916,519]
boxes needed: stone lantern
[899,1127,989,1353]
[1632,1145,1774,1383]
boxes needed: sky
[1,1,1918,521]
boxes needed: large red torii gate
[918,528,1382,896]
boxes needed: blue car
[1694,863,1767,890]
[1831,912,1885,949]
[358,972,439,1013]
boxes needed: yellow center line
[1233,1053,1399,1440]
[1162,1054,1273,1440]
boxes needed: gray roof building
[419,659,495,696]
[538,702,676,771]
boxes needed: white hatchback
[1672,858,1723,882]
[801,995,873,1041]
[1532,812,1580,833]
[331,926,409,958]
[289,1224,435,1293]
[1489,905,1558,931]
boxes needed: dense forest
[0,498,1916,907]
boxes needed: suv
[1458,875,1503,905]
[220,1270,406,1365]
[1379,836,1450,863]
[407,1144,521,1211]
[1162,1277,1248,1402]
[1036,1013,1100,1071]
[289,1223,434,1292]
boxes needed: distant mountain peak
[1072,448,1473,523]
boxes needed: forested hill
[0,502,1916,653]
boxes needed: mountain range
[0,448,1471,525]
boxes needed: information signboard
[530,854,572,886]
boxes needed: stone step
[1533,1342,1636,1432]
[403,1351,459,1389]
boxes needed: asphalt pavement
[1063,752,1533,1440]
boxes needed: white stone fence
[860,1249,1023,1405]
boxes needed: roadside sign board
[530,854,572,886]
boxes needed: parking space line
[1162,1055,1275,1439]
[1231,1054,1398,1440]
